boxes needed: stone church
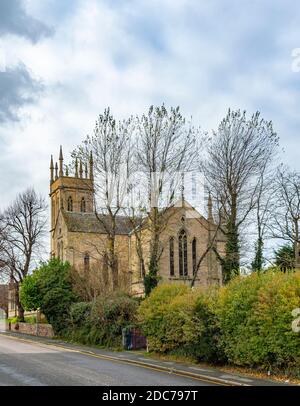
[50,147,226,296]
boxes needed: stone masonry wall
[8,322,54,338]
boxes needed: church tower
[49,146,94,259]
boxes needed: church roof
[62,211,133,235]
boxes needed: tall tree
[204,109,279,283]
[135,105,198,294]
[270,167,300,266]
[251,161,276,272]
[73,108,134,290]
[274,244,295,272]
[0,188,47,320]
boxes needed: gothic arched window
[178,229,188,276]
[67,196,73,211]
[169,237,175,276]
[192,237,197,275]
[84,253,90,271]
[80,197,86,213]
[60,241,64,262]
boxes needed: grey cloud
[0,64,43,123]
[0,0,53,43]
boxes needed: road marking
[220,374,253,383]
[138,358,174,366]
[0,334,244,386]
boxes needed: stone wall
[8,322,54,338]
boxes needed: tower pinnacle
[89,151,94,180]
[50,155,54,184]
[59,146,64,177]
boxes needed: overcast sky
[1,0,300,211]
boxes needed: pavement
[0,331,294,386]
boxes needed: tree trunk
[252,236,264,272]
[223,196,240,283]
[107,234,118,290]
[15,285,25,322]
[144,207,160,295]
[294,218,299,268]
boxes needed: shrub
[64,292,139,348]
[138,284,223,362]
[20,272,42,310]
[7,316,20,324]
[69,302,92,329]
[42,287,75,334]
[89,291,139,347]
[188,288,226,363]
[138,284,189,351]
[217,271,300,374]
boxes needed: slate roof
[62,210,133,235]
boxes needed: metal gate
[122,328,147,350]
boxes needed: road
[0,333,217,386]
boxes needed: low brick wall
[9,322,54,338]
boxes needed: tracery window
[80,197,86,212]
[178,229,188,276]
[169,237,175,276]
[67,196,73,211]
[192,237,197,275]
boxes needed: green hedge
[138,284,189,351]
[138,271,300,376]
[138,284,223,362]
[218,271,300,374]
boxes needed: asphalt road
[0,334,217,386]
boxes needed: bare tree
[0,188,47,320]
[73,108,134,289]
[270,167,300,265]
[204,109,279,283]
[134,105,199,294]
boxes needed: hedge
[218,271,300,374]
[138,271,300,376]
[138,284,223,362]
[65,292,139,348]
